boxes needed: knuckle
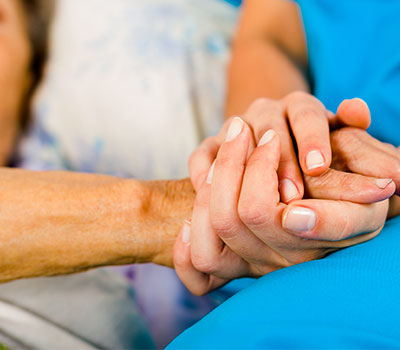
[210,211,236,237]
[191,253,220,275]
[238,200,272,228]
[291,106,322,123]
[245,98,282,122]
[287,91,324,108]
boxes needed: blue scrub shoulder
[294,0,400,146]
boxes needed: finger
[190,180,249,280]
[304,168,396,204]
[209,116,253,240]
[173,222,227,296]
[285,92,331,176]
[208,118,280,267]
[244,98,303,203]
[188,119,232,192]
[331,128,400,195]
[191,118,251,279]
[189,136,221,192]
[332,98,371,130]
[238,130,286,248]
[282,198,389,241]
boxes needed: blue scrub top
[296,0,400,146]
[169,1,400,348]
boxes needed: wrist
[131,178,196,267]
[102,177,195,268]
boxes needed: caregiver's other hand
[192,94,371,203]
[174,119,393,295]
[0,0,32,164]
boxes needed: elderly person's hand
[194,93,371,203]
[174,118,396,295]
[327,126,400,219]
[0,0,32,163]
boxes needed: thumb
[329,98,371,130]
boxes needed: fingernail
[375,178,393,189]
[206,160,216,185]
[306,150,325,170]
[258,130,276,147]
[283,207,316,233]
[182,221,191,244]
[280,179,299,202]
[225,117,244,142]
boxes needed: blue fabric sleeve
[168,215,400,348]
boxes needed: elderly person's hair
[21,0,54,82]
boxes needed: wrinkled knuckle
[238,200,271,227]
[191,254,220,275]
[210,212,236,237]
[336,126,362,140]
[292,106,322,123]
[245,98,282,125]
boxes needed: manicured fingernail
[306,150,325,170]
[258,130,276,146]
[225,117,244,142]
[375,178,393,189]
[182,221,191,244]
[280,179,299,202]
[283,207,316,233]
[206,160,216,185]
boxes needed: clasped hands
[174,92,400,295]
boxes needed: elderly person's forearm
[0,168,195,282]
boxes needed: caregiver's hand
[174,119,394,295]
[194,94,371,203]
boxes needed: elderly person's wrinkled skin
[0,0,398,292]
